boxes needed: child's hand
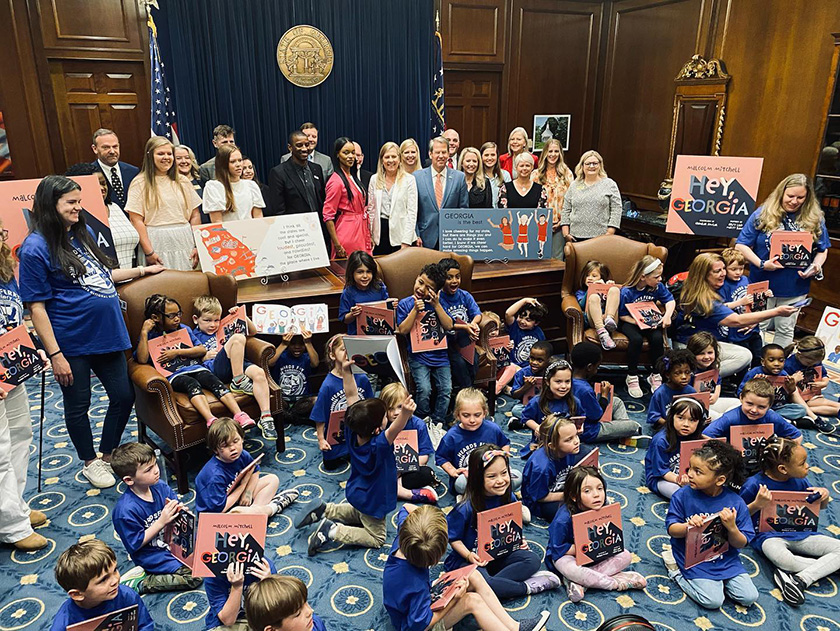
[240,490,253,506]
[400,395,417,418]
[457,468,468,477]
[281,332,295,343]
[337,354,354,374]
[791,370,804,384]
[599,381,613,398]
[318,437,332,452]
[468,323,480,340]
[428,290,440,307]
[719,507,737,529]
[507,340,514,350]
[141,319,156,335]
[226,561,245,586]
[157,498,181,525]
[302,328,313,340]
[738,296,753,308]
[686,514,706,529]
[158,348,180,363]
[766,289,774,298]
[145,264,166,275]
[525,376,536,385]
[349,305,362,317]
[248,558,273,581]
[205,349,218,360]
[807,486,830,504]
[451,578,469,600]
[678,474,690,486]
[413,297,424,312]
[466,552,487,566]
[753,484,773,509]
[229,306,239,315]
[661,314,672,329]
[783,376,797,394]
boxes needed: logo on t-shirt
[447,304,470,326]
[70,245,117,299]
[0,287,23,330]
[455,440,481,469]
[514,335,539,364]
[279,365,306,397]
[328,385,366,412]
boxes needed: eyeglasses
[481,449,509,464]
[0,229,8,241]
[163,311,182,319]
[584,161,600,167]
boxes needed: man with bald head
[443,128,460,169]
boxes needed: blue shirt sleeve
[656,283,675,304]
[136,595,155,631]
[435,430,455,467]
[380,283,390,300]
[17,236,53,302]
[767,410,802,440]
[511,369,526,392]
[816,223,831,252]
[665,486,688,529]
[339,286,354,322]
[647,386,668,425]
[644,433,674,486]
[465,290,481,320]
[734,495,755,543]
[396,297,413,326]
[447,502,472,543]
[492,422,511,448]
[703,416,729,438]
[415,420,435,458]
[736,211,761,248]
[520,397,542,423]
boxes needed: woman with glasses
[560,150,622,245]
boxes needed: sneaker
[271,489,299,514]
[82,459,116,488]
[294,499,326,529]
[596,327,616,350]
[508,417,526,431]
[524,571,561,595]
[410,487,439,503]
[29,510,47,527]
[518,611,550,631]
[13,532,47,551]
[646,373,663,391]
[814,416,836,434]
[308,518,334,556]
[632,434,653,448]
[613,571,647,590]
[206,416,219,429]
[774,568,805,606]
[522,504,531,525]
[258,416,277,440]
[120,566,146,592]
[626,375,643,399]
[230,374,254,395]
[566,580,585,602]
[661,545,678,573]
[233,412,256,429]
[604,315,617,333]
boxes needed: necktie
[110,167,123,201]
[434,172,444,208]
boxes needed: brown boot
[29,510,47,528]
[13,532,48,551]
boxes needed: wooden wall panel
[444,70,502,150]
[443,0,507,63]
[34,0,145,57]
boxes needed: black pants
[171,369,229,399]
[400,465,437,489]
[619,321,664,375]
[373,219,399,256]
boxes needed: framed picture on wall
[533,115,570,152]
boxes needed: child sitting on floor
[269,330,319,424]
[508,340,553,430]
[245,574,329,631]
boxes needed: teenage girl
[338,251,395,336]
[740,437,837,606]
[380,382,438,504]
[686,331,740,419]
[136,294,252,428]
[619,254,675,398]
[522,415,582,520]
[445,445,561,599]
[784,336,840,422]
[644,398,706,499]
[663,440,758,610]
[310,334,374,470]
[519,360,580,458]
[546,466,647,602]
[576,260,621,350]
[647,349,696,429]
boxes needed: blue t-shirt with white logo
[0,277,23,330]
[339,283,390,335]
[619,282,673,317]
[507,319,545,367]
[310,372,373,462]
[270,348,313,397]
[439,288,481,348]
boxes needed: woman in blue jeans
[19,175,160,488]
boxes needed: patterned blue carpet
[2,376,840,631]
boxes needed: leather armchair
[561,235,668,365]
[117,270,284,493]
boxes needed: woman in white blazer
[369,142,419,255]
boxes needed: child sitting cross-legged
[784,336,840,432]
[647,349,697,430]
[507,340,553,431]
[245,575,329,631]
[110,442,203,594]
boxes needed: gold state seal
[276,26,334,88]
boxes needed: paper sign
[745,281,769,313]
[477,501,524,562]
[343,335,406,387]
[574,447,600,469]
[0,325,45,393]
[216,306,248,346]
[521,377,543,405]
[594,382,613,423]
[148,329,197,377]
[430,565,476,611]
[327,410,346,446]
[410,308,448,353]
[678,438,726,475]
[666,155,764,238]
[356,301,395,336]
[192,513,267,578]
[769,231,813,269]
[798,366,823,402]
[439,208,553,261]
[730,423,774,472]
[394,430,420,473]
[67,605,138,631]
[692,369,719,394]
[572,502,624,565]
[251,303,329,335]
[758,491,820,533]
[816,307,840,375]
[226,454,264,499]
[163,508,196,568]
[684,513,728,569]
[626,302,662,330]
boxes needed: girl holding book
[444,445,560,599]
[518,360,580,458]
[644,398,706,499]
[338,251,394,336]
[783,336,840,421]
[575,260,621,350]
[739,437,835,606]
[646,349,696,429]
[663,440,758,610]
[686,332,740,419]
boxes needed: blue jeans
[61,351,134,462]
[408,357,452,424]
[448,347,476,389]
[670,570,758,609]
[478,548,542,599]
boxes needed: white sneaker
[626,375,644,399]
[661,545,678,573]
[82,459,116,488]
[646,373,663,391]
[521,504,532,525]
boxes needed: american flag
[148,14,179,142]
[431,30,446,136]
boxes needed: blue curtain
[155,0,434,180]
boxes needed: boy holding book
[704,378,802,443]
[508,340,553,430]
[719,248,765,365]
[437,258,482,390]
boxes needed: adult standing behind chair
[125,136,202,271]
[202,145,265,222]
[324,137,371,258]
[499,127,538,176]
[481,141,511,207]
[734,174,830,349]
[369,142,418,255]
[443,129,460,169]
[175,144,205,223]
[281,122,334,179]
[533,139,574,259]
[414,136,469,249]
[90,128,138,210]
[560,150,622,246]
[458,147,492,208]
[198,124,236,185]
[499,152,548,210]
[400,138,422,175]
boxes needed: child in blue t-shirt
[719,248,765,364]
[505,297,548,368]
[647,349,697,429]
[575,260,621,350]
[339,250,394,335]
[396,263,454,425]
[438,258,482,389]
[518,359,581,458]
[310,334,374,470]
[244,575,329,631]
[204,556,275,629]
[50,540,154,631]
[643,398,706,499]
[663,440,758,610]
[295,368,416,554]
[740,437,836,607]
[136,294,254,429]
[508,340,552,430]
[784,335,840,427]
[269,330,319,403]
[111,442,202,594]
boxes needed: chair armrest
[561,294,586,347]
[128,360,173,393]
[245,337,276,368]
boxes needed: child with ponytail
[521,415,582,520]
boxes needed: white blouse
[202,179,265,221]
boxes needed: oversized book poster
[356,301,395,336]
[585,283,612,306]
[430,564,476,611]
[438,208,552,261]
[745,281,770,313]
[666,155,764,238]
[488,335,511,368]
[759,491,820,534]
[67,604,138,631]
[327,410,346,446]
[678,438,725,475]
[192,513,267,578]
[730,423,774,472]
[343,335,406,387]
[164,509,197,568]
[572,502,624,565]
[147,329,195,377]
[626,302,662,330]
[216,306,248,346]
[798,365,823,402]
[0,325,46,393]
[226,454,264,498]
[816,306,840,376]
[769,231,813,269]
[692,369,719,394]
[594,382,613,423]
[394,429,420,473]
[522,377,543,405]
[476,501,524,562]
[684,514,728,569]
[574,447,599,469]
[251,303,329,335]
[410,308,448,353]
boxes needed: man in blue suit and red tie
[414,136,469,249]
[90,128,139,210]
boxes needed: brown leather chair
[561,235,668,366]
[117,270,284,493]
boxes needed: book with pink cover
[626,301,662,330]
[327,410,346,446]
[758,491,820,533]
[594,382,613,422]
[745,281,770,313]
[585,283,612,306]
[455,318,476,365]
[216,305,248,346]
[571,415,586,431]
[685,513,728,569]
[148,328,196,377]
[765,375,791,405]
[430,564,476,611]
[355,301,395,336]
[0,324,46,393]
[573,447,599,469]
[476,501,523,562]
[394,429,420,473]
[410,308,448,352]
[769,231,813,269]
[692,369,719,394]
[797,365,823,402]
[730,422,774,471]
[67,605,138,631]
[226,453,264,498]
[521,377,543,405]
[571,502,624,565]
[682,391,711,412]
[163,508,196,568]
[192,513,267,578]
[678,438,725,475]
[488,335,511,368]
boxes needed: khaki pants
[324,503,387,548]
[142,565,203,593]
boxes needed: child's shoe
[774,568,805,606]
[613,571,647,590]
[206,416,219,429]
[522,504,531,525]
[508,417,526,431]
[565,579,585,602]
[410,486,439,503]
[604,315,617,333]
[294,499,326,528]
[646,373,663,391]
[308,518,335,556]
[29,510,47,527]
[814,415,836,434]
[258,415,277,440]
[518,611,550,631]
[270,489,299,515]
[661,545,678,574]
[524,571,561,595]
[596,327,616,350]
[233,412,256,429]
[626,375,643,399]
[230,374,254,395]
[120,566,146,592]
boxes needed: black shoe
[774,568,805,606]
[307,518,334,556]
[508,418,526,431]
[294,499,326,529]
[519,611,550,631]
[814,416,836,434]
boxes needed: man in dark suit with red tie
[90,128,139,210]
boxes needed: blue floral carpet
[2,377,840,631]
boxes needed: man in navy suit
[90,128,139,210]
[413,136,469,249]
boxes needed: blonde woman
[499,127,538,176]
[399,138,421,175]
[560,150,621,245]
[369,141,418,255]
[203,144,265,222]
[174,144,203,199]
[735,174,830,348]
[126,136,202,270]
[533,139,574,259]
[481,141,511,207]
[458,147,492,208]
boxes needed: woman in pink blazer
[323,136,372,258]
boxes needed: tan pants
[324,503,387,548]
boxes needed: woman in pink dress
[323,136,371,258]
